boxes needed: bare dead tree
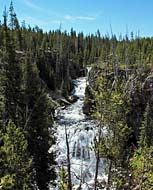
[65,125,72,190]
[93,119,103,190]
[125,28,129,78]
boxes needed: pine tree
[90,71,131,189]
[130,146,153,190]
[59,167,68,190]
[139,103,153,147]
[9,1,22,49]
[0,121,32,190]
[9,1,16,30]
[130,103,153,189]
[24,55,56,190]
[3,9,23,126]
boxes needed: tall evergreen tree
[139,103,153,147]
[25,55,56,190]
[3,9,23,126]
[0,121,32,190]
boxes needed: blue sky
[0,0,153,37]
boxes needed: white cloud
[22,1,62,19]
[64,15,96,21]
[76,16,96,21]
[21,16,47,26]
[23,0,42,11]
[20,15,63,28]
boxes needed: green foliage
[130,147,153,190]
[0,174,15,190]
[0,121,32,190]
[88,68,132,188]
[131,103,153,189]
[59,167,68,190]
[25,56,56,189]
[3,17,23,126]
[85,62,153,188]
[139,103,153,147]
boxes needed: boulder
[66,95,79,103]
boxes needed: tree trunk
[65,125,72,190]
[106,160,112,190]
[94,124,102,190]
[94,148,100,190]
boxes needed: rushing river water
[55,76,107,190]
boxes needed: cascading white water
[55,76,107,189]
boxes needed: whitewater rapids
[55,77,107,189]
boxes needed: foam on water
[55,76,107,189]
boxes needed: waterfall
[55,76,107,190]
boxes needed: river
[55,76,107,189]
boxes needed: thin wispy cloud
[20,15,63,28]
[23,0,42,11]
[21,16,47,26]
[22,0,63,18]
[64,15,96,21]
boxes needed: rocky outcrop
[83,65,153,143]
[83,85,94,115]
[83,66,127,115]
[124,70,153,141]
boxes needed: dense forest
[0,2,153,190]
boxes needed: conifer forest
[0,1,153,190]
